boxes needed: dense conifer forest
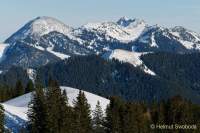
[36,53,200,103]
[1,53,200,132]
[1,80,199,133]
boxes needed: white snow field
[0,43,9,62]
[46,47,70,60]
[81,17,146,43]
[103,49,156,75]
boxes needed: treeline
[27,79,94,133]
[26,80,200,133]
[141,52,200,103]
[0,80,34,102]
[36,55,181,103]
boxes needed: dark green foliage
[0,66,30,102]
[92,101,105,133]
[0,80,30,102]
[105,96,151,133]
[28,80,92,133]
[105,97,125,133]
[36,53,200,103]
[28,84,48,133]
[149,96,200,133]
[73,90,93,133]
[59,90,74,133]
[25,80,34,93]
[15,80,24,97]
[28,80,74,133]
[0,85,14,102]
[0,104,4,133]
[46,79,72,133]
[104,97,151,133]
[141,52,200,103]
[105,96,200,133]
[0,66,30,88]
[36,55,181,103]
[26,83,200,133]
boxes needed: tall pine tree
[28,84,48,133]
[92,101,105,133]
[25,80,34,93]
[15,80,24,97]
[105,96,124,133]
[46,79,72,133]
[73,90,92,133]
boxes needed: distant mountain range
[0,16,200,71]
[2,16,200,132]
[0,16,200,103]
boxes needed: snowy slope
[103,49,156,75]
[26,69,37,83]
[0,43,9,62]
[4,17,79,62]
[79,17,146,43]
[6,16,73,43]
[3,86,110,122]
[3,16,200,71]
[169,26,200,50]
[46,46,70,59]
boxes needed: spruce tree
[46,79,72,133]
[28,84,48,133]
[25,80,34,93]
[92,101,105,133]
[0,104,4,133]
[15,80,24,97]
[104,96,123,133]
[59,89,74,133]
[73,90,92,133]
[123,103,137,133]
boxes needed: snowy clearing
[103,49,156,75]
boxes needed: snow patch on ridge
[103,49,156,75]
[27,69,36,83]
[0,43,9,62]
[169,27,200,50]
[150,33,158,47]
[46,46,70,60]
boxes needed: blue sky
[0,0,199,41]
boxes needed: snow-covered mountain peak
[5,16,73,44]
[171,26,188,33]
[170,26,200,37]
[80,17,146,43]
[28,16,73,36]
[117,17,146,27]
[170,26,200,44]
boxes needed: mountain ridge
[1,16,200,71]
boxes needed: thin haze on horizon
[0,0,199,42]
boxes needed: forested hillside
[36,55,190,103]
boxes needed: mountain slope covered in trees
[36,54,198,103]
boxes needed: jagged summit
[117,16,145,27]
[79,17,146,43]
[171,26,189,33]
[1,16,200,70]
